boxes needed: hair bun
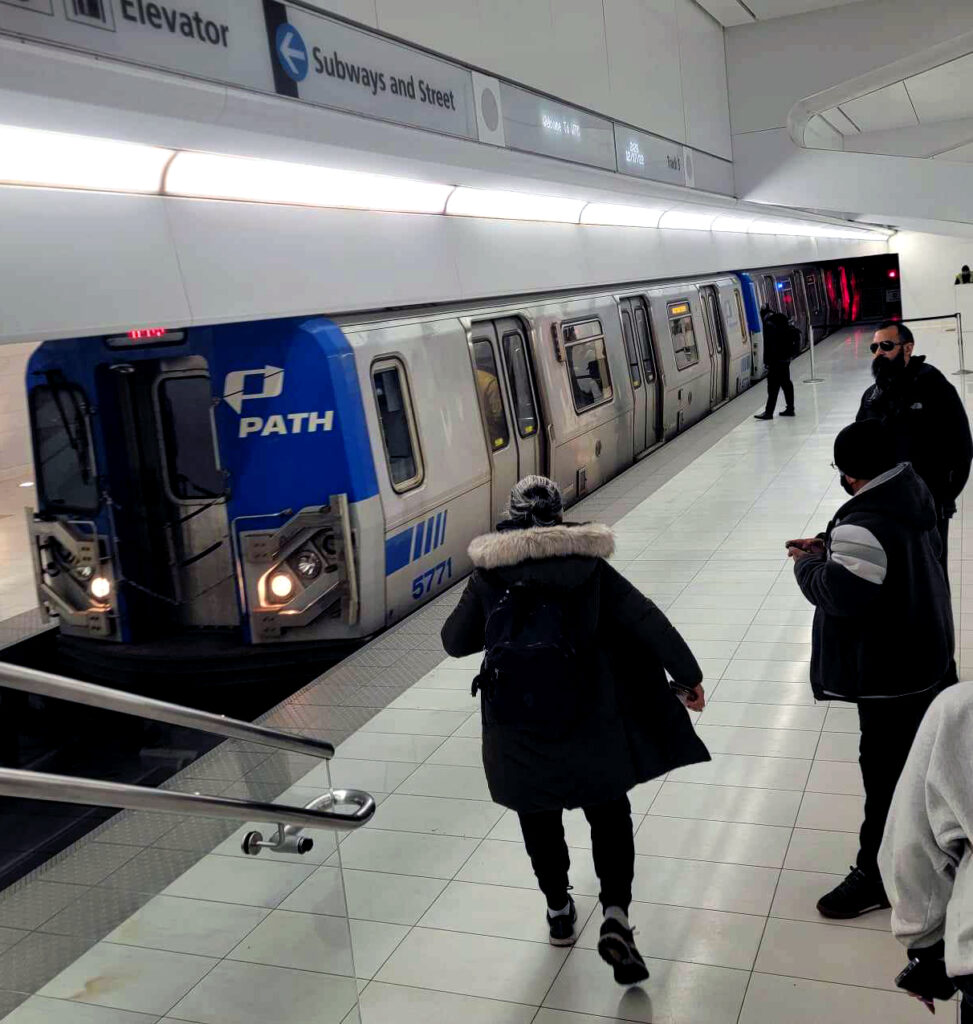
[507,475,563,526]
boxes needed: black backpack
[472,581,585,732]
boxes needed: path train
[24,258,880,669]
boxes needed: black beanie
[834,420,897,480]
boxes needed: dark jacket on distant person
[794,463,953,702]
[761,310,797,365]
[440,522,710,814]
[856,355,973,517]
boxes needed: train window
[667,302,699,370]
[620,310,642,390]
[778,276,795,311]
[633,304,656,383]
[472,339,510,450]
[372,360,424,492]
[501,331,538,438]
[157,376,226,502]
[29,383,98,514]
[762,275,777,311]
[563,319,613,413]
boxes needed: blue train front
[26,318,386,654]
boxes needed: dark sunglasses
[869,339,905,354]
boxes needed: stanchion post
[803,308,823,384]
[955,312,972,376]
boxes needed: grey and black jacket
[794,463,953,702]
[856,355,973,517]
[441,522,710,814]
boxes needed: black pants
[857,688,942,879]
[764,361,794,414]
[518,796,634,913]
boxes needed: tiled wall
[0,342,35,482]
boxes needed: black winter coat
[794,464,953,702]
[856,355,973,517]
[762,310,796,365]
[440,522,710,814]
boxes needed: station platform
[0,324,968,1023]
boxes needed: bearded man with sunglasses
[857,321,972,577]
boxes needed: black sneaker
[597,917,649,986]
[779,408,796,417]
[817,866,891,919]
[547,899,577,947]
[754,412,774,420]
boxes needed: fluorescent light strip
[659,208,717,231]
[446,186,584,223]
[711,214,754,233]
[579,202,666,228]
[165,151,453,214]
[0,124,173,194]
[0,123,891,238]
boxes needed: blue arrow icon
[275,23,308,83]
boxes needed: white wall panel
[0,188,190,344]
[677,0,733,160]
[893,230,973,320]
[604,0,686,145]
[165,200,464,322]
[0,341,35,481]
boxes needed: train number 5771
[412,558,453,600]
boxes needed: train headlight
[75,565,94,581]
[269,572,295,601]
[89,576,112,602]
[295,550,322,580]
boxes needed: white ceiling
[801,45,973,162]
[695,0,865,28]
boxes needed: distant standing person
[787,420,953,919]
[856,320,972,575]
[956,265,973,284]
[754,305,798,420]
[879,681,973,1019]
[441,475,709,985]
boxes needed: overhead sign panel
[614,125,689,188]
[268,3,477,138]
[0,0,477,138]
[0,0,275,91]
[499,82,615,171]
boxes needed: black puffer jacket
[794,464,953,702]
[856,355,973,516]
[762,310,797,365]
[441,522,710,814]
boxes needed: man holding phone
[787,420,953,920]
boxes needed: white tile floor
[3,324,970,1023]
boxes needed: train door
[94,356,235,640]
[496,317,542,479]
[617,298,647,457]
[700,286,729,407]
[761,274,778,312]
[621,296,662,452]
[470,319,539,524]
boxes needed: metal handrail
[0,662,335,760]
[0,768,375,832]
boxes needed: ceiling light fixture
[445,186,585,223]
[164,151,453,214]
[0,124,173,194]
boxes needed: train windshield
[157,376,226,501]
[30,381,98,513]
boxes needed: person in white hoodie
[878,681,973,1018]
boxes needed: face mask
[872,347,906,386]
[840,475,855,496]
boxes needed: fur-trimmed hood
[468,522,615,570]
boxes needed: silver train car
[26,262,823,673]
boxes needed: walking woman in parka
[441,476,710,986]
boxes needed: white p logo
[223,366,284,414]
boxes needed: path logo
[223,366,333,438]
